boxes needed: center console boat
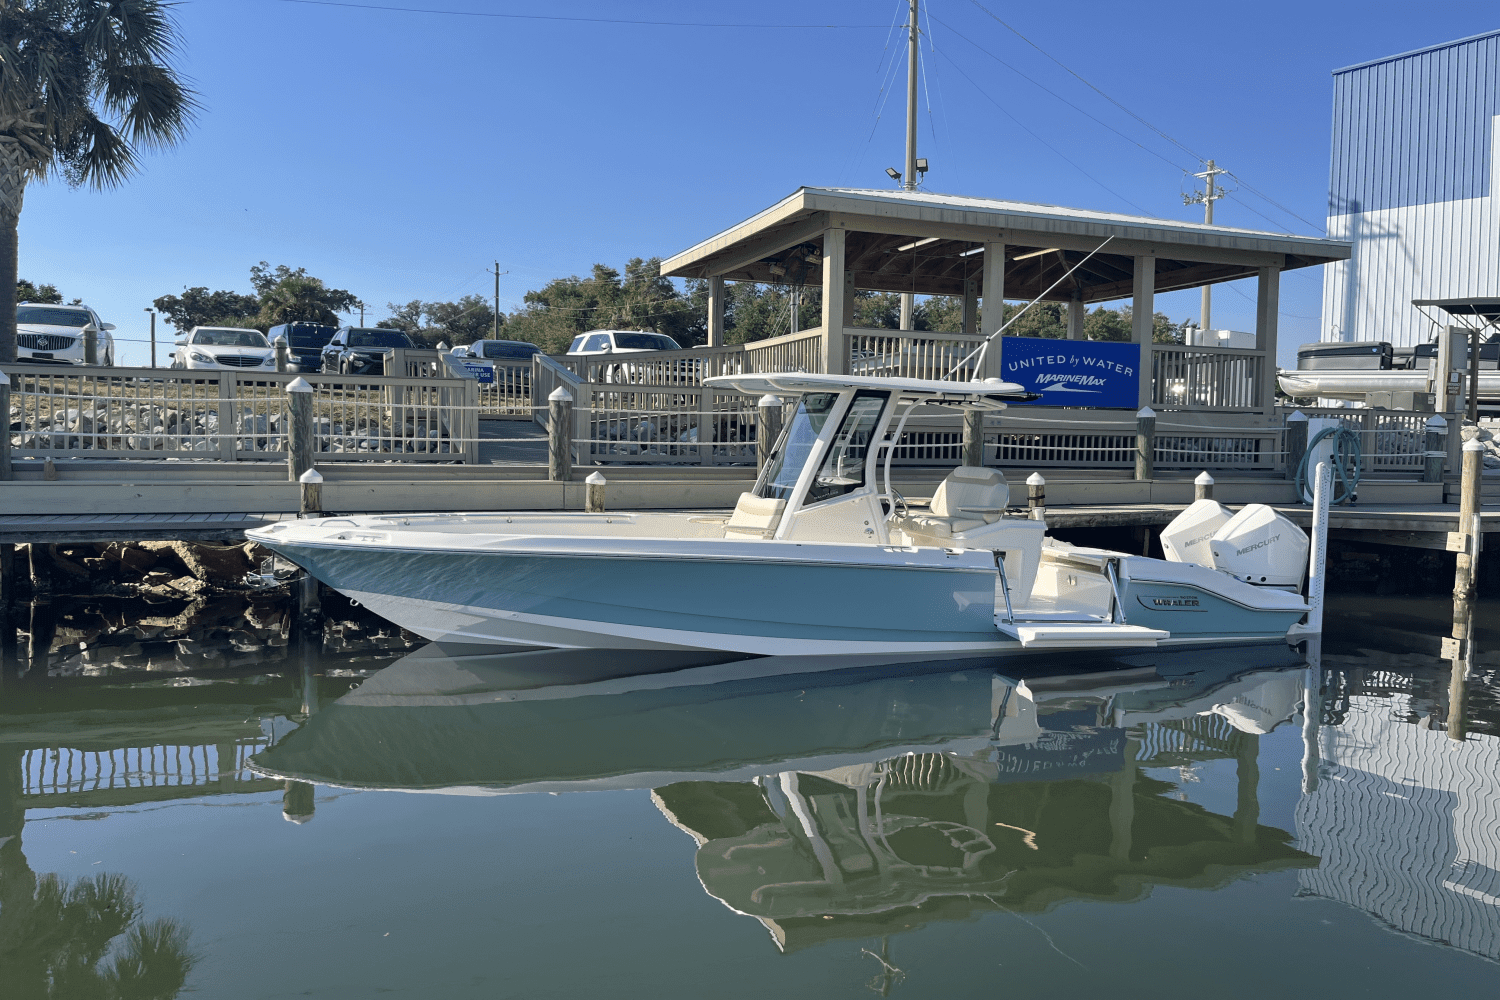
[248,373,1314,656]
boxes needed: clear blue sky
[19,0,1499,365]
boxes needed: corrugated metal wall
[1321,31,1500,347]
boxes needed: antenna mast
[900,0,920,331]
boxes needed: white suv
[16,303,117,365]
[566,330,681,355]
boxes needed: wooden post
[585,471,607,513]
[1135,406,1155,481]
[548,386,573,482]
[1453,438,1484,619]
[0,377,10,482]
[756,394,782,472]
[979,242,1006,380]
[1067,294,1086,340]
[1026,472,1045,519]
[962,410,985,467]
[1132,255,1155,409]
[1424,415,1447,484]
[274,336,290,373]
[820,228,849,375]
[1284,410,1307,480]
[1194,471,1214,500]
[286,377,315,482]
[297,572,321,630]
[707,275,725,348]
[299,468,323,517]
[960,277,978,335]
[83,325,98,365]
[1254,266,1281,413]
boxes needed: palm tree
[0,0,196,361]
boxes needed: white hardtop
[704,372,1034,409]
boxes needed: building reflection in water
[1298,596,1500,964]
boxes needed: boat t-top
[248,372,1316,657]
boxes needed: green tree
[250,262,358,327]
[151,287,260,332]
[379,295,504,348]
[15,278,60,303]
[505,258,698,353]
[0,0,197,361]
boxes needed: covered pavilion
[661,187,1351,413]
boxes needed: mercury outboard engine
[1161,501,1309,589]
[1208,504,1309,589]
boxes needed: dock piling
[1194,471,1215,500]
[299,468,323,517]
[756,394,783,472]
[274,335,290,373]
[548,387,573,482]
[0,377,10,482]
[585,471,607,513]
[962,410,985,468]
[1026,472,1045,519]
[1423,415,1447,484]
[1284,410,1307,481]
[1134,407,1155,481]
[286,377,314,482]
[1305,461,1331,635]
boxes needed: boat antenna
[945,235,1116,380]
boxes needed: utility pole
[488,261,508,341]
[357,301,365,325]
[900,0,919,332]
[143,307,156,368]
[1183,159,1229,335]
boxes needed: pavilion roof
[661,187,1351,304]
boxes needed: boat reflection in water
[254,642,1320,949]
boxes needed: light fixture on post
[915,157,928,175]
[767,261,786,277]
[886,166,902,183]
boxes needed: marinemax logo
[1235,534,1280,557]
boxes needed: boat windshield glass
[756,393,839,501]
[806,391,887,505]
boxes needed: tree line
[24,256,1188,352]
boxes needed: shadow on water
[1,588,1498,991]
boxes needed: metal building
[1321,29,1500,348]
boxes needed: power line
[931,46,1154,216]
[267,0,891,29]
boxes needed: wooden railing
[1151,344,1265,411]
[846,329,985,381]
[742,328,825,375]
[3,363,481,464]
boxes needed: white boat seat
[723,493,786,539]
[895,466,1007,537]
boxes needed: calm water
[1,594,1497,998]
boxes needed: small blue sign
[1000,336,1141,408]
[462,361,495,384]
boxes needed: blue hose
[1295,425,1362,504]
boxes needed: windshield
[483,342,540,359]
[350,329,413,348]
[284,325,336,348]
[17,307,90,327]
[614,333,680,351]
[756,393,839,502]
[192,329,268,347]
[806,392,887,505]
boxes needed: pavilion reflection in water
[649,667,1315,952]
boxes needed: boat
[247,372,1315,656]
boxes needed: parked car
[457,339,544,363]
[170,327,277,370]
[566,330,681,355]
[267,322,338,373]
[15,302,116,365]
[320,326,415,375]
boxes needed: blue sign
[1000,336,1141,408]
[462,361,495,384]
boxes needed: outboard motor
[1159,498,1233,568]
[1208,504,1309,589]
